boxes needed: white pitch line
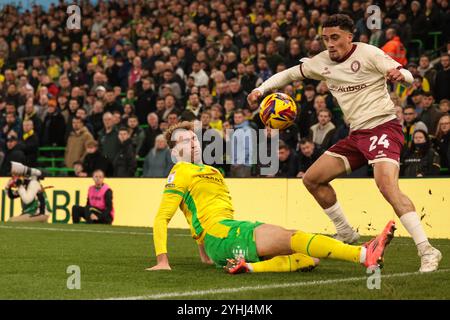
[2,225,448,243]
[0,225,190,237]
[106,269,450,300]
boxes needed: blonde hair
[164,121,195,149]
[435,115,450,140]
[155,134,167,143]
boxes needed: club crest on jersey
[351,60,361,73]
[321,67,331,75]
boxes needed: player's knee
[302,173,319,191]
[377,181,398,200]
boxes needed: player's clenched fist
[247,89,263,106]
[386,68,405,83]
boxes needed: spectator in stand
[21,97,42,135]
[159,69,183,101]
[113,127,136,177]
[189,61,209,87]
[87,100,105,139]
[21,120,39,168]
[75,107,95,136]
[433,115,450,170]
[229,78,248,109]
[142,134,174,178]
[273,142,299,178]
[64,98,81,139]
[418,92,443,135]
[417,55,437,89]
[434,53,450,102]
[402,105,429,148]
[230,109,254,177]
[164,111,180,132]
[41,99,66,147]
[181,93,203,121]
[393,11,412,48]
[408,1,427,50]
[309,109,336,149]
[162,95,178,121]
[98,112,120,164]
[64,117,94,168]
[82,140,112,177]
[155,98,166,121]
[297,138,324,178]
[135,77,157,125]
[297,85,317,138]
[139,112,162,158]
[127,115,145,154]
[1,112,21,142]
[439,99,449,115]
[111,110,122,128]
[401,130,441,177]
[128,56,143,89]
[0,133,26,176]
[207,104,222,132]
[103,89,123,114]
[381,28,407,66]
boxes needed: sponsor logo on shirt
[167,171,176,183]
[329,83,368,92]
[199,175,223,184]
[375,153,387,159]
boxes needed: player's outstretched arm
[146,192,182,271]
[247,65,304,105]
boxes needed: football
[259,92,298,130]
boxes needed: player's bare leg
[302,154,360,243]
[373,161,442,272]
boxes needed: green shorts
[204,219,264,267]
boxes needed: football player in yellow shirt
[147,122,396,274]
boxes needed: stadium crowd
[0,0,448,178]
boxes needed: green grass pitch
[0,222,449,300]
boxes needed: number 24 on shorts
[369,134,390,151]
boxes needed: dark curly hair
[323,14,355,33]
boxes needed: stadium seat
[41,167,74,176]
[428,31,442,51]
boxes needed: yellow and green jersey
[153,161,234,256]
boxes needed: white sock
[360,247,367,264]
[399,212,430,253]
[323,202,353,234]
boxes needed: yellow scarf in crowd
[23,130,34,141]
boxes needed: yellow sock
[290,231,362,264]
[248,253,316,272]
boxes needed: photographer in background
[71,169,114,224]
[5,162,50,222]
